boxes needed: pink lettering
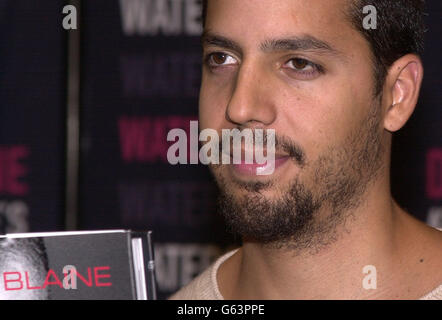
[118,116,196,164]
[42,269,63,289]
[4,272,23,290]
[426,148,442,199]
[94,266,112,287]
[0,146,30,196]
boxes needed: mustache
[208,130,306,166]
[274,135,306,166]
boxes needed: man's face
[199,0,387,248]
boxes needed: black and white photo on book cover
[0,230,156,300]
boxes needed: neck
[219,176,420,299]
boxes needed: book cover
[0,230,157,300]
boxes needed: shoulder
[418,227,442,300]
[168,265,216,300]
[420,283,442,300]
[168,249,239,300]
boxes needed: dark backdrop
[0,0,66,233]
[0,0,441,299]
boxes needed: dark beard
[213,102,385,252]
[217,178,322,249]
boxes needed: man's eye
[206,52,237,67]
[282,58,324,79]
[285,58,316,71]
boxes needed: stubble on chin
[211,102,386,254]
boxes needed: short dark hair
[347,0,426,96]
[201,0,426,97]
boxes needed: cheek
[275,87,334,155]
[198,75,231,130]
[199,93,222,131]
[276,83,370,160]
[276,51,375,147]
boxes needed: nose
[226,60,277,128]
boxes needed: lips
[232,156,290,176]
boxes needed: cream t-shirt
[170,229,442,300]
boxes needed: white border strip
[0,230,127,238]
[131,238,147,300]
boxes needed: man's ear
[382,54,424,132]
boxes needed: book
[0,230,157,300]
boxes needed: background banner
[79,0,232,298]
[1,0,441,299]
[0,0,66,233]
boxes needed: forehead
[205,0,363,53]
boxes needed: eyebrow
[260,37,341,55]
[201,31,243,55]
[201,31,346,59]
